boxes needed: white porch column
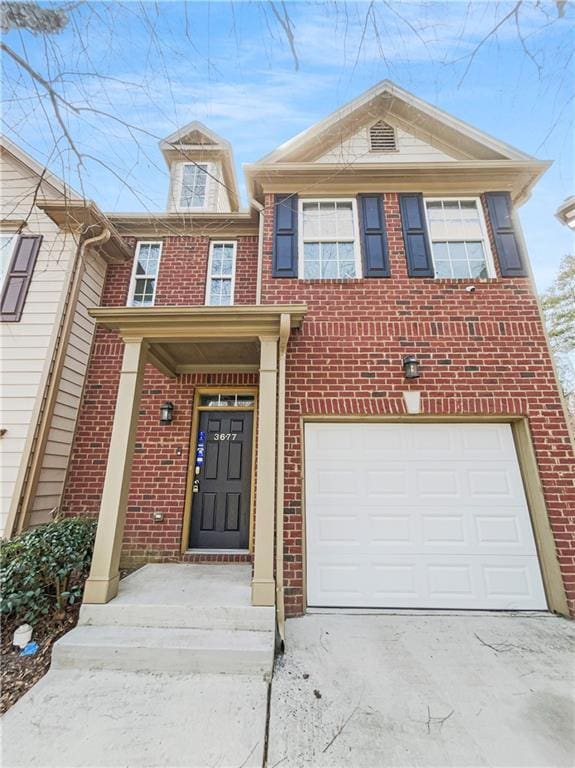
[83,338,147,604]
[252,335,278,606]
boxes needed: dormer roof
[159,121,240,211]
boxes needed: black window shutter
[399,194,434,277]
[485,192,527,277]
[0,235,42,322]
[358,194,390,277]
[273,194,298,277]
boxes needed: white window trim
[423,196,497,279]
[127,240,163,307]
[298,198,363,280]
[174,161,210,212]
[205,240,237,306]
[0,232,18,291]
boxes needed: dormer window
[179,163,208,208]
[369,121,397,152]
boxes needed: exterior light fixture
[160,401,174,425]
[402,355,420,379]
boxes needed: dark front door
[189,410,253,549]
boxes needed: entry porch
[82,304,307,612]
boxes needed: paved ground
[268,612,575,768]
[2,669,267,767]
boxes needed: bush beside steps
[1,516,96,714]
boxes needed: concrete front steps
[52,624,274,676]
[53,563,276,679]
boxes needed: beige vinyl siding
[29,249,107,527]
[317,123,456,164]
[0,150,78,535]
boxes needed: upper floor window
[206,241,236,306]
[179,163,208,208]
[128,241,162,307]
[299,199,361,279]
[424,198,495,279]
[0,234,17,290]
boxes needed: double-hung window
[128,241,162,307]
[179,163,208,209]
[299,200,361,279]
[424,198,495,279]
[206,241,236,306]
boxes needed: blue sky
[2,1,574,289]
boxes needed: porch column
[252,335,278,606]
[83,337,147,604]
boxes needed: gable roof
[160,120,230,150]
[245,80,550,205]
[159,121,240,211]
[0,136,130,263]
[256,80,537,164]
[1,135,84,201]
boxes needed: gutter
[12,227,111,535]
[275,314,291,647]
[251,198,265,304]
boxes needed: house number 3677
[213,433,237,441]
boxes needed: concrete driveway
[268,612,575,767]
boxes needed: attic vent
[369,121,397,152]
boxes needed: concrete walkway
[268,612,575,767]
[2,564,274,768]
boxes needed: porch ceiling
[88,304,307,377]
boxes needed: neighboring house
[58,82,574,627]
[556,196,575,229]
[0,137,130,538]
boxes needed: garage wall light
[402,355,420,379]
[160,401,174,425]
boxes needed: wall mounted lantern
[402,355,420,379]
[160,401,174,425]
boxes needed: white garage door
[305,423,547,610]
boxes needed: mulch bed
[1,567,139,715]
[1,604,81,715]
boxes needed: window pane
[180,164,207,208]
[209,278,232,306]
[451,259,471,278]
[303,260,320,279]
[434,260,452,278]
[302,202,321,239]
[132,278,155,306]
[466,241,485,260]
[303,242,319,262]
[336,202,354,239]
[432,242,449,260]
[340,261,356,279]
[321,243,338,278]
[448,242,467,261]
[469,261,488,279]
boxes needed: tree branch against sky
[0,1,573,289]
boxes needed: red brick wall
[260,192,575,616]
[62,235,258,564]
[63,199,574,616]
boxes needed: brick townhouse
[55,81,573,625]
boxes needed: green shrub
[0,516,97,625]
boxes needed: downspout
[275,313,290,648]
[251,199,265,304]
[14,226,111,534]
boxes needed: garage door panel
[309,555,546,609]
[311,503,537,556]
[305,423,547,610]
